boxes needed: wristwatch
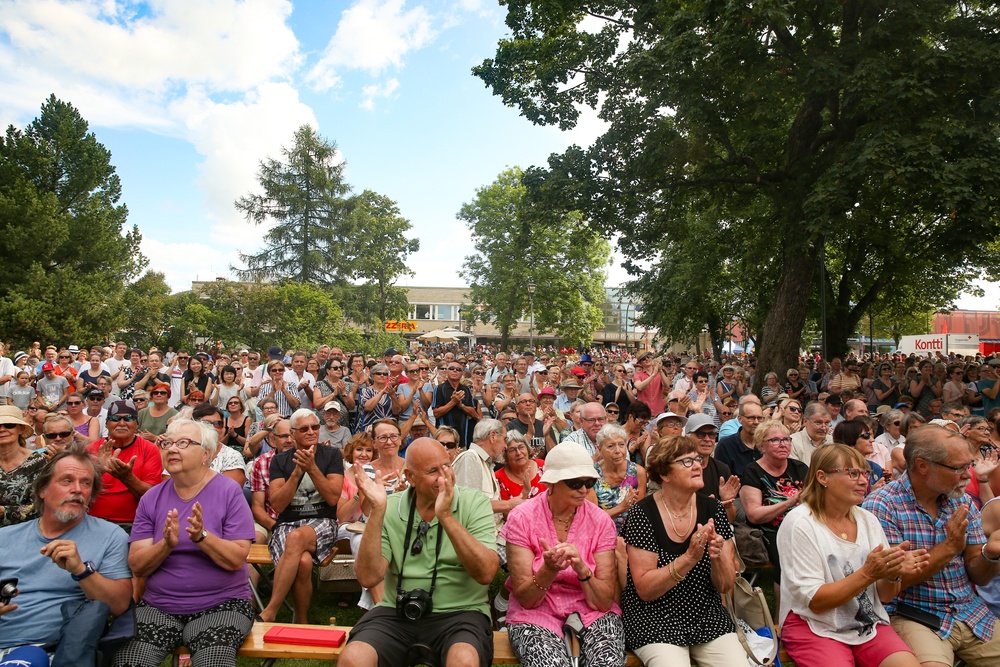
[72,561,97,581]
[192,529,209,544]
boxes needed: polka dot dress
[621,494,735,651]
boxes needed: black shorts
[347,606,493,667]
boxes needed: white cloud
[0,0,300,93]
[307,0,434,90]
[359,78,400,110]
[141,237,234,291]
[168,82,318,245]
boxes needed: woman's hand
[703,520,725,560]
[900,542,931,576]
[718,475,741,504]
[185,501,204,542]
[861,542,907,581]
[539,537,570,572]
[164,508,180,549]
[684,520,712,562]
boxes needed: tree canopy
[0,95,146,346]
[459,166,610,350]
[476,1,1000,373]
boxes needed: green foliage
[476,1,1000,381]
[234,125,353,285]
[0,95,146,347]
[345,190,420,327]
[459,167,609,350]
[118,271,174,349]
[185,281,344,352]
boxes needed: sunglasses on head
[563,478,598,490]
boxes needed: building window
[435,305,458,321]
[415,305,432,320]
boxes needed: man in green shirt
[340,438,499,667]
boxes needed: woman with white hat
[0,405,46,526]
[501,442,625,667]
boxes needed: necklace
[659,494,694,535]
[548,497,576,530]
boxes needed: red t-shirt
[87,436,163,523]
[495,459,545,500]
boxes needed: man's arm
[40,539,133,616]
[251,490,276,531]
[436,469,500,585]
[353,471,390,588]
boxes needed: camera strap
[397,490,444,597]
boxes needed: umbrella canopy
[418,329,461,342]
[441,327,470,338]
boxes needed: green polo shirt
[377,486,494,617]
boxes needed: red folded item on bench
[263,626,347,648]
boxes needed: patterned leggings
[508,612,626,667]
[112,598,254,667]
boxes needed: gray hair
[165,418,218,456]
[802,402,830,421]
[289,408,319,429]
[473,418,504,442]
[596,423,627,448]
[904,424,960,472]
[371,362,389,375]
[880,409,903,426]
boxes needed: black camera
[396,588,433,621]
[0,578,17,605]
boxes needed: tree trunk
[500,325,510,352]
[754,246,818,394]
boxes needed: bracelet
[982,544,1000,564]
[886,575,902,583]
[577,572,592,582]
[669,560,686,584]
[531,573,550,591]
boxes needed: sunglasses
[411,520,431,556]
[563,478,598,490]
[786,406,802,413]
[447,366,464,371]
[439,441,459,449]
[606,409,619,415]
[107,414,137,423]
[65,401,83,406]
[151,391,168,396]
[329,365,342,370]
[88,395,104,400]
[292,424,322,432]
[45,429,75,439]
[134,397,149,402]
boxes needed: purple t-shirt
[131,473,255,614]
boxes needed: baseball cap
[107,400,138,417]
[683,413,716,435]
[41,361,55,372]
[324,400,345,413]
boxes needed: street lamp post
[528,281,536,352]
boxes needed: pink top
[634,370,664,414]
[340,473,363,523]
[500,490,620,636]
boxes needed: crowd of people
[2,339,1000,666]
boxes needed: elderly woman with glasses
[113,419,256,667]
[589,423,646,531]
[0,406,46,526]
[955,416,1000,509]
[621,434,742,666]
[497,431,545,502]
[314,359,355,415]
[776,445,926,667]
[354,363,398,435]
[740,419,809,592]
[501,442,625,667]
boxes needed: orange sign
[385,320,418,332]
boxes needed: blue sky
[0,0,995,310]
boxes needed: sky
[0,0,996,312]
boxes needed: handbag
[733,523,770,568]
[726,543,780,665]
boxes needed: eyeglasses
[249,356,259,361]
[693,431,718,441]
[580,416,607,424]
[447,366,463,371]
[536,370,548,375]
[292,424,321,432]
[810,420,831,429]
[720,411,733,417]
[329,365,342,370]
[506,444,527,453]
[788,374,799,378]
[107,414,137,423]
[58,355,71,359]
[743,415,764,422]
[673,455,705,468]
[473,371,485,376]
[151,391,168,396]
[517,399,537,405]
[375,433,401,442]
[45,430,74,440]
[928,460,974,474]
[411,520,431,556]
[199,419,224,428]
[158,438,201,450]
[439,440,459,449]
[372,371,389,376]
[177,356,190,360]
[858,432,873,440]
[563,478,598,490]
[826,468,866,480]
[65,401,83,406]
[765,437,792,445]
[972,426,993,434]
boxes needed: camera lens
[404,600,422,621]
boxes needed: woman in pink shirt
[501,442,625,667]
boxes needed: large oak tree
[476,1,1000,377]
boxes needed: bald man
[342,438,499,667]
